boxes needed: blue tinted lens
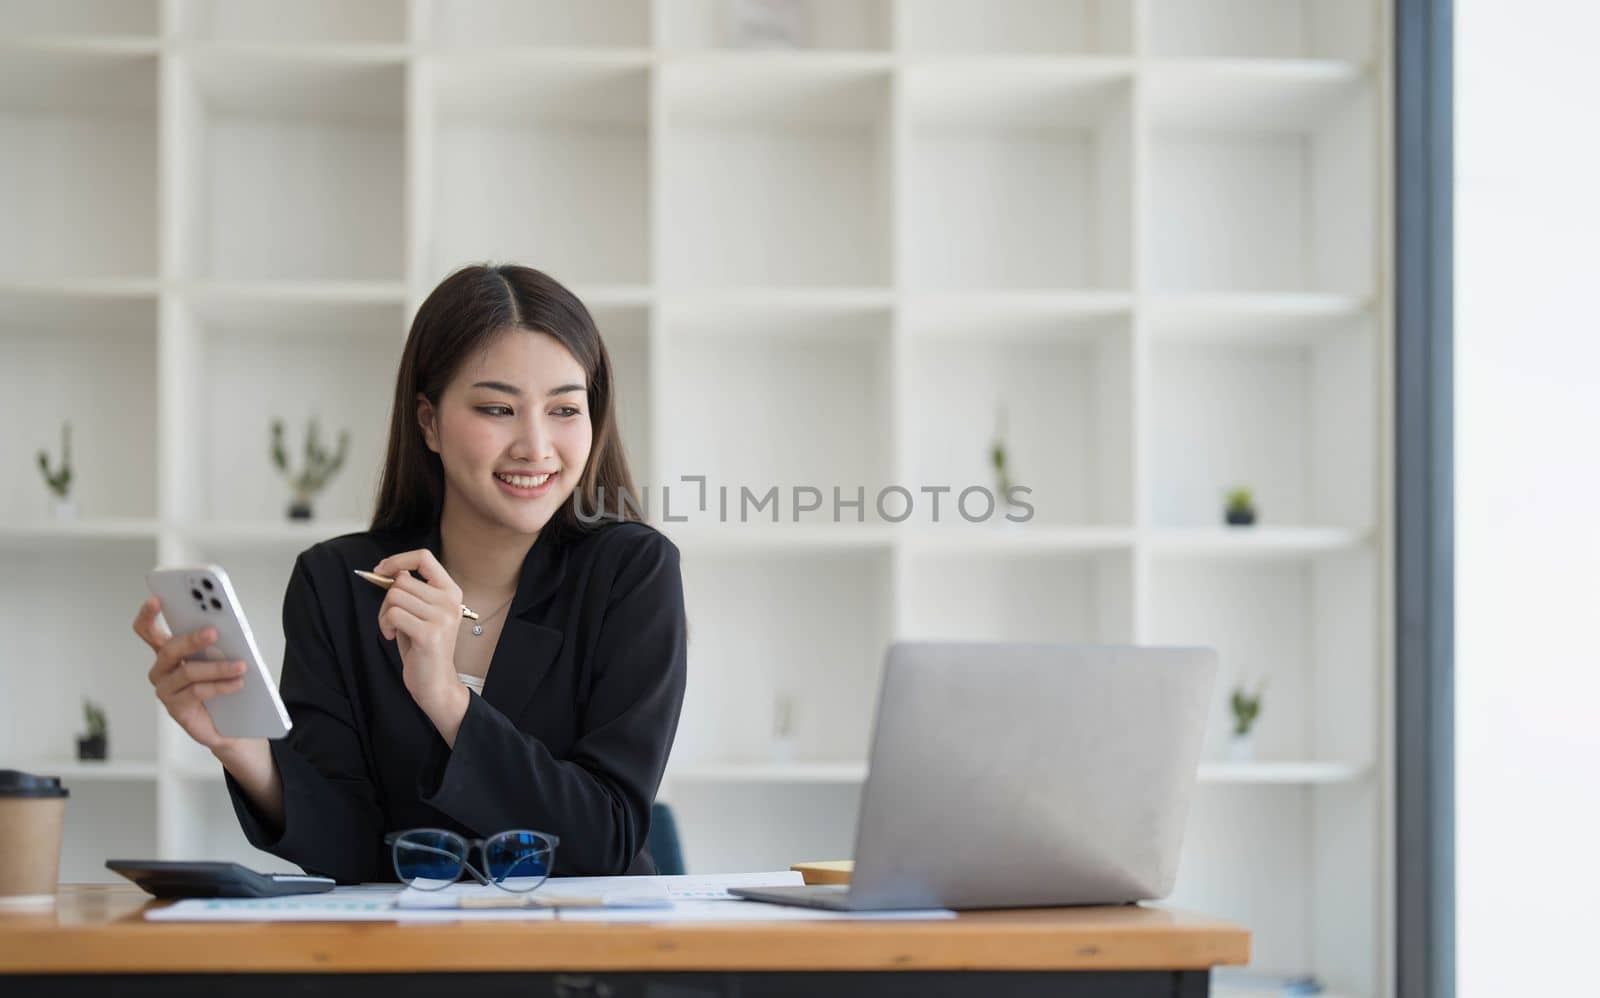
[394,830,466,887]
[484,831,555,891]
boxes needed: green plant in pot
[77,699,108,761]
[1228,681,1265,762]
[36,421,74,520]
[1224,486,1257,527]
[272,418,350,521]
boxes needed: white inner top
[457,673,485,695]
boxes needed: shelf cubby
[429,58,650,287]
[430,0,651,50]
[0,291,158,521]
[59,782,158,883]
[0,47,157,282]
[904,65,1132,292]
[1144,320,1374,529]
[1171,787,1324,979]
[901,547,1135,645]
[1145,0,1373,61]
[897,0,1133,55]
[1144,549,1377,769]
[659,61,892,288]
[658,0,891,52]
[162,295,402,524]
[169,50,405,282]
[656,299,892,514]
[671,547,893,768]
[666,779,862,875]
[0,537,161,769]
[904,307,1133,526]
[1171,781,1379,994]
[172,0,407,44]
[1144,62,1373,295]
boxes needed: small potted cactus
[1224,486,1257,527]
[1228,681,1265,761]
[36,421,74,520]
[77,698,108,761]
[272,418,350,520]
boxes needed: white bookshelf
[0,2,1390,995]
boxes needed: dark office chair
[648,801,685,876]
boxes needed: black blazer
[223,517,687,884]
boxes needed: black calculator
[107,859,336,898]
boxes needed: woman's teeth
[496,472,551,488]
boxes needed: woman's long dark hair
[370,264,642,536]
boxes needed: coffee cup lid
[0,770,69,799]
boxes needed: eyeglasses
[384,827,560,893]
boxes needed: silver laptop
[731,642,1217,911]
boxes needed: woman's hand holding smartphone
[133,597,248,752]
[132,597,285,831]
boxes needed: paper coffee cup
[0,770,69,909]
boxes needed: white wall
[1456,3,1600,995]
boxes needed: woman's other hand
[371,548,467,718]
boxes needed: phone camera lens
[190,589,203,601]
[202,579,215,592]
[209,598,222,610]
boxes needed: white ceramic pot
[1227,733,1257,762]
[770,735,797,766]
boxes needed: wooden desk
[1,885,1249,997]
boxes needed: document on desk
[394,869,807,909]
[145,872,954,922]
[145,887,432,922]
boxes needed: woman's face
[418,329,593,536]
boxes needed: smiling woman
[132,264,686,882]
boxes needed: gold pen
[353,569,481,620]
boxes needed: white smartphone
[146,565,292,740]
